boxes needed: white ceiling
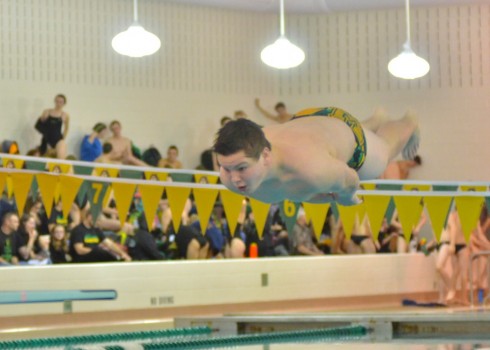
[169,0,486,13]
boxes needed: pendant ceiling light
[112,0,161,58]
[261,0,305,69]
[388,0,430,79]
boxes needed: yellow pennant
[47,162,72,174]
[138,184,164,231]
[249,198,271,239]
[403,184,431,191]
[0,173,7,196]
[144,171,168,181]
[53,180,62,203]
[220,190,245,234]
[194,174,220,184]
[36,173,60,218]
[460,185,487,192]
[193,188,220,233]
[10,173,34,214]
[424,196,453,242]
[393,196,424,243]
[94,167,119,178]
[2,158,24,169]
[6,176,13,198]
[360,183,377,190]
[363,195,391,241]
[337,203,363,240]
[302,202,330,240]
[455,196,485,242]
[59,175,84,219]
[112,182,137,227]
[165,186,191,232]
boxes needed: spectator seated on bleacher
[0,212,20,265]
[49,224,70,264]
[69,204,131,263]
[16,214,49,265]
[80,122,108,162]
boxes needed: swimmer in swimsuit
[214,106,420,205]
[35,94,70,159]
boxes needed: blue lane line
[0,290,117,304]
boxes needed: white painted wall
[0,1,488,179]
[0,254,437,317]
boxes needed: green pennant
[279,200,300,235]
[486,197,490,216]
[433,185,459,192]
[25,160,46,171]
[85,181,109,222]
[376,183,403,191]
[170,173,194,183]
[76,181,91,207]
[330,202,339,221]
[30,176,39,201]
[119,169,143,179]
[384,197,396,224]
[73,165,94,176]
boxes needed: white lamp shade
[388,47,430,79]
[112,24,161,58]
[260,36,305,69]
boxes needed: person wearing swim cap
[213,107,419,206]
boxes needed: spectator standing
[35,94,70,159]
[254,98,293,123]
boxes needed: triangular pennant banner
[385,197,396,224]
[10,173,34,214]
[119,169,143,179]
[165,186,191,232]
[360,183,376,190]
[73,165,93,175]
[486,197,490,216]
[0,173,7,197]
[6,176,13,198]
[193,188,219,233]
[337,204,363,239]
[102,185,113,209]
[76,181,91,207]
[279,200,300,234]
[394,196,424,243]
[171,173,194,183]
[455,196,485,242]
[47,162,72,174]
[94,167,119,178]
[302,202,330,240]
[139,184,164,231]
[59,175,84,219]
[112,182,137,227]
[30,176,39,202]
[220,190,245,234]
[403,184,431,191]
[25,160,46,171]
[249,198,271,239]
[144,171,168,181]
[2,158,24,169]
[460,185,487,192]
[36,173,60,218]
[85,181,109,222]
[194,174,220,184]
[363,195,391,241]
[433,185,459,192]
[424,196,453,242]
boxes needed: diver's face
[217,150,265,195]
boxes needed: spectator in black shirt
[0,212,20,265]
[70,207,131,263]
[49,224,70,264]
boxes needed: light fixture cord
[279,0,285,36]
[404,0,411,47]
[134,0,138,22]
